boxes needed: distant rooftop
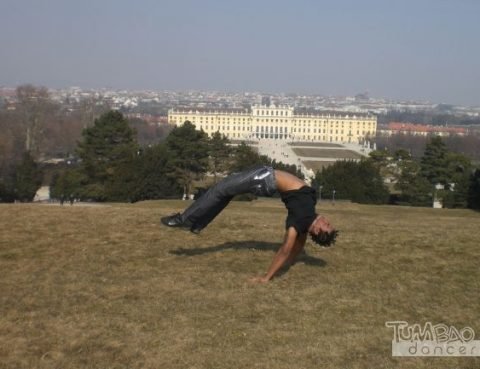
[170,106,376,118]
[170,107,251,114]
[293,107,375,118]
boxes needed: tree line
[315,136,480,210]
[376,132,480,162]
[49,112,302,203]
[2,110,302,203]
[377,109,480,126]
[1,86,480,210]
[0,85,173,202]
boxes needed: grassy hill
[1,200,479,369]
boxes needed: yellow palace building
[168,104,376,143]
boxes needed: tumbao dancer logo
[385,321,480,357]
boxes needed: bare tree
[15,84,54,159]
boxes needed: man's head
[308,215,338,247]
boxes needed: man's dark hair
[311,230,339,247]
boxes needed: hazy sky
[1,0,479,105]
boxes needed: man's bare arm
[286,232,307,265]
[250,227,298,283]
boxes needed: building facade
[168,104,377,143]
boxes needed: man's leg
[181,166,269,229]
[160,178,234,231]
[162,166,276,233]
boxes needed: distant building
[168,104,377,144]
[380,122,466,137]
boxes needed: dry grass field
[1,200,480,369]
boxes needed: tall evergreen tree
[0,180,15,203]
[50,168,85,204]
[228,142,265,173]
[368,149,399,181]
[76,111,138,201]
[315,159,389,204]
[208,131,231,183]
[130,144,182,202]
[420,136,449,186]
[395,159,432,206]
[165,121,209,196]
[467,169,480,210]
[441,152,473,208]
[14,151,43,202]
[357,160,390,203]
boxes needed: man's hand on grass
[248,275,269,284]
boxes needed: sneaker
[161,213,185,227]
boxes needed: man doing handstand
[161,165,337,282]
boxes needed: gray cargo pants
[181,165,277,232]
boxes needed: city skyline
[1,0,479,106]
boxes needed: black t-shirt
[280,186,317,234]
